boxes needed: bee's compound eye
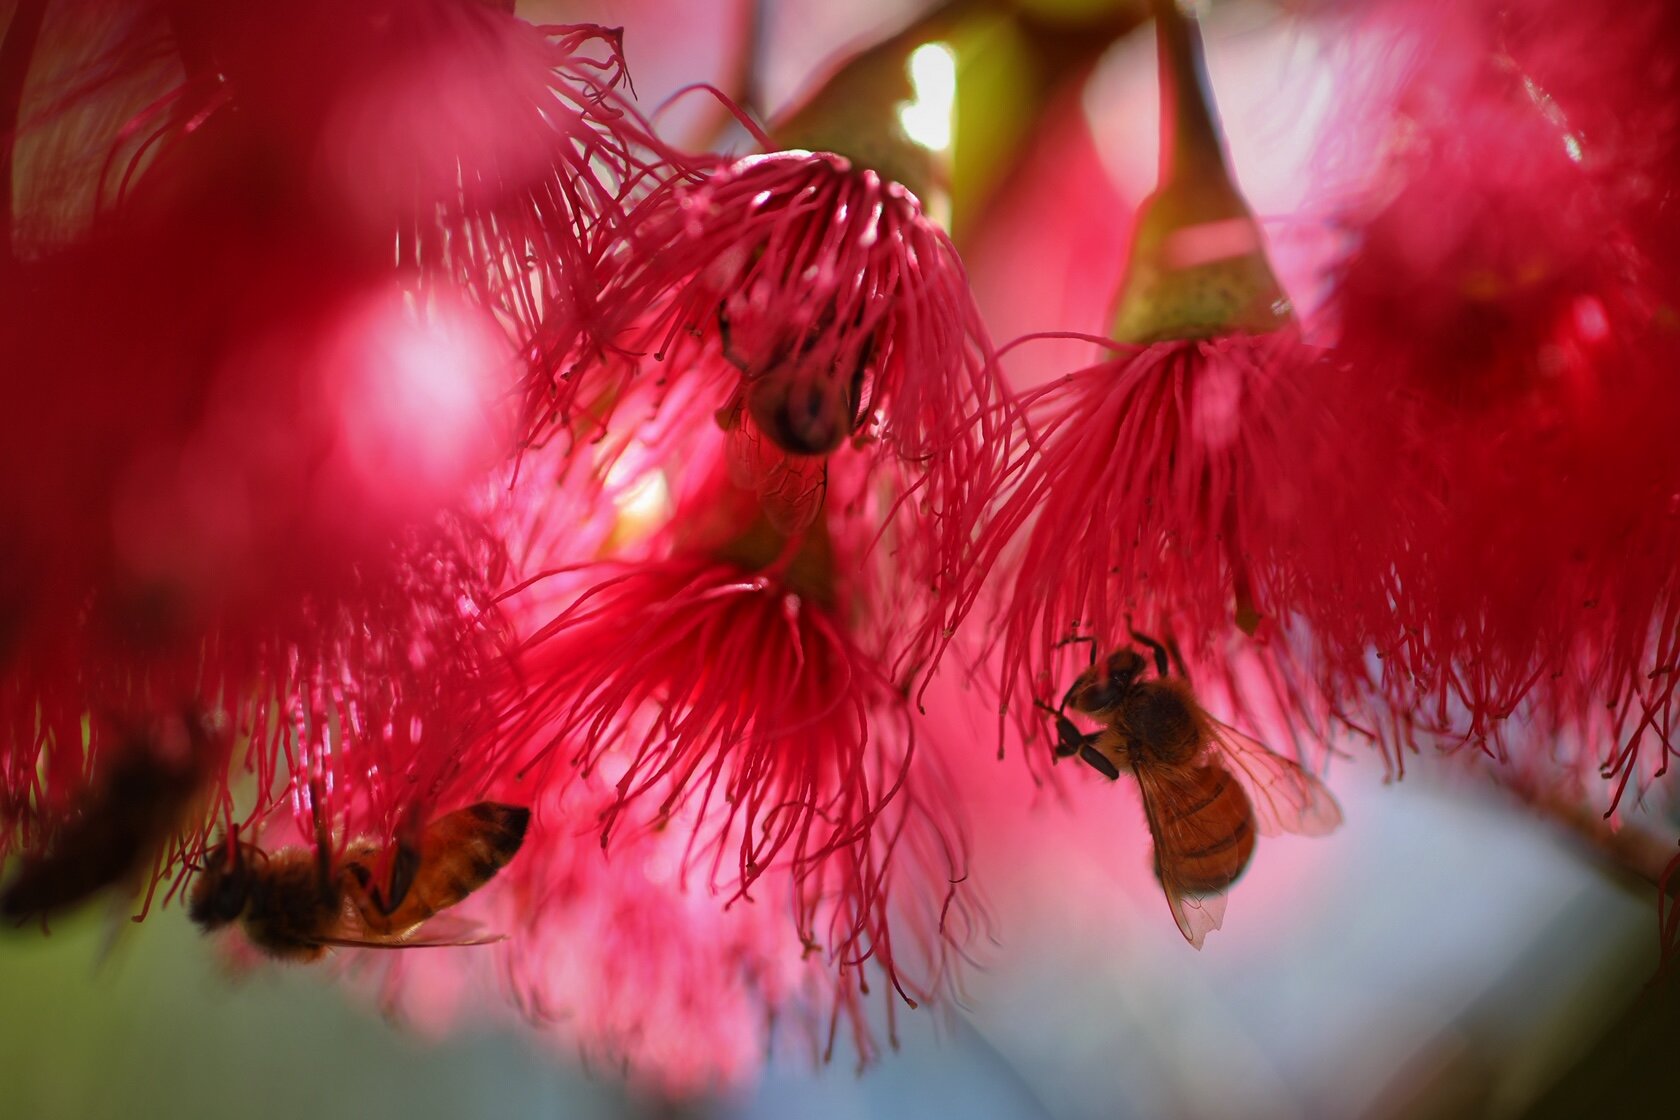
[1070,674,1122,715]
[1108,650,1147,686]
[189,865,248,927]
[747,374,850,456]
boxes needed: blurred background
[3,763,1672,1118]
[4,0,1677,1116]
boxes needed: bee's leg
[717,305,745,370]
[1059,678,1084,712]
[343,861,374,899]
[339,861,396,936]
[846,334,874,431]
[1164,635,1191,682]
[1128,628,1174,680]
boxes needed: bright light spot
[1572,294,1610,343]
[1523,75,1586,164]
[331,290,514,511]
[1162,217,1263,268]
[601,442,673,545]
[609,467,672,541]
[899,42,956,152]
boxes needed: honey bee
[1042,633,1341,948]
[189,801,529,961]
[1,706,223,924]
[718,302,874,457]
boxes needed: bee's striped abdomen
[1155,763,1256,896]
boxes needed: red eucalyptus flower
[370,778,854,1095]
[590,145,1006,671]
[968,1,1334,765]
[976,330,1320,748]
[0,2,657,914]
[0,506,510,917]
[0,176,524,885]
[0,2,657,629]
[1297,0,1680,790]
[20,0,1680,1090]
[487,428,976,1059]
[154,3,669,424]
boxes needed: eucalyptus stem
[1150,0,1229,188]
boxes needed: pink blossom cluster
[1,0,1678,1095]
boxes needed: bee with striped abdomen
[1042,633,1340,948]
[189,801,529,961]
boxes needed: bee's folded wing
[1206,721,1342,838]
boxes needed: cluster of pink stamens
[5,0,1680,1091]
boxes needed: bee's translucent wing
[1133,764,1234,950]
[319,911,505,951]
[1161,877,1226,950]
[1203,719,1341,838]
[388,913,496,945]
[722,407,827,535]
[315,932,509,951]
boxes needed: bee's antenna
[1033,697,1093,763]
